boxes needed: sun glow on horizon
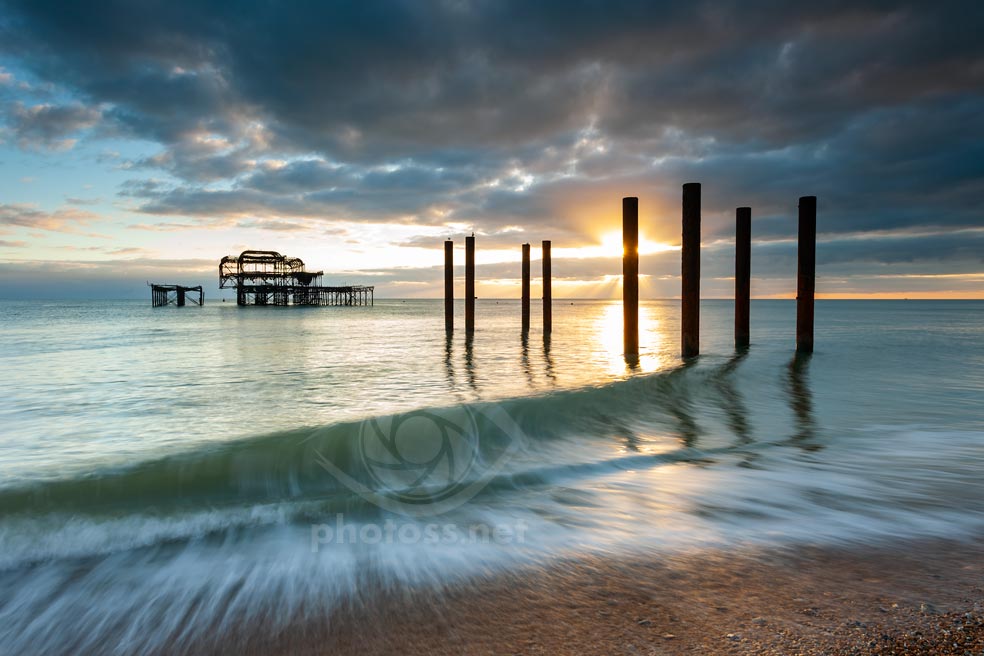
[555,230,678,261]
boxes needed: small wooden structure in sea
[219,250,373,306]
[150,284,204,307]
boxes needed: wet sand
[201,537,984,655]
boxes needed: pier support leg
[465,234,475,334]
[542,240,552,335]
[735,207,751,349]
[176,287,186,307]
[521,243,530,333]
[682,183,701,358]
[444,240,454,333]
[796,196,817,353]
[623,197,639,356]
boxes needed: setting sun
[601,230,678,257]
[555,230,678,260]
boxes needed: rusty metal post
[176,287,186,307]
[682,183,701,358]
[542,240,552,335]
[796,196,817,353]
[521,243,531,333]
[465,234,475,334]
[735,207,751,349]
[444,240,454,333]
[623,197,639,356]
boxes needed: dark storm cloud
[3,2,980,139]
[1,0,983,290]
[242,158,484,196]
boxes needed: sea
[1,298,982,653]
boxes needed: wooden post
[521,243,531,333]
[796,196,817,353]
[176,287,186,307]
[623,197,639,356]
[735,207,751,349]
[542,240,552,335]
[465,234,475,334]
[681,183,701,358]
[444,240,454,333]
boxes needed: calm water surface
[0,299,982,653]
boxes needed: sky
[0,0,982,300]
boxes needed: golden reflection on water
[596,301,673,376]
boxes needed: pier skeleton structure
[150,284,203,307]
[219,250,373,306]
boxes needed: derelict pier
[219,250,373,306]
[150,284,203,307]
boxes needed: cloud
[0,0,982,296]
[7,2,980,148]
[56,244,150,256]
[5,101,101,150]
[0,203,98,232]
[235,219,317,232]
[125,221,201,232]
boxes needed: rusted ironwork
[444,240,454,333]
[465,235,475,332]
[150,284,203,307]
[622,197,638,356]
[542,240,552,335]
[681,183,701,358]
[735,207,751,349]
[218,250,374,306]
[796,196,817,353]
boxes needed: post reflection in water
[711,347,761,467]
[593,408,642,453]
[520,333,535,389]
[615,417,642,452]
[597,301,669,376]
[787,352,820,450]
[435,301,679,396]
[656,358,701,447]
[713,348,753,445]
[464,332,478,392]
[542,334,557,386]
[444,332,458,397]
